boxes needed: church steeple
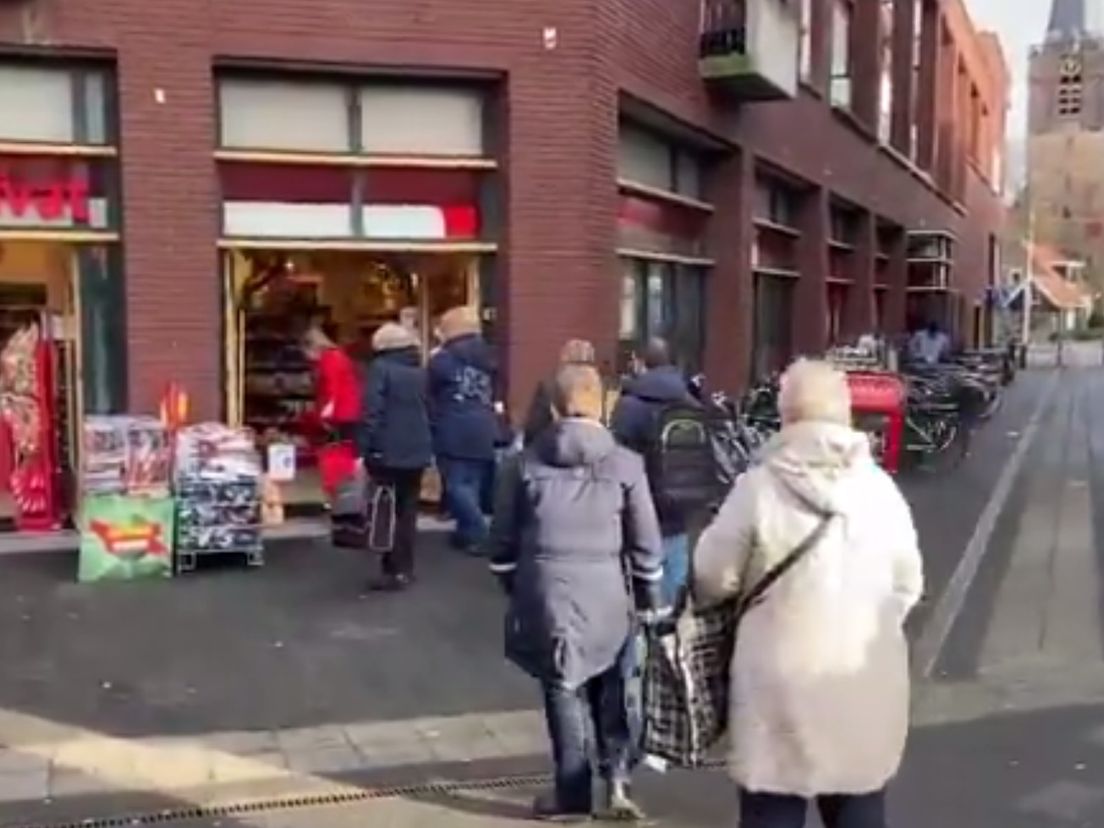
[1048,0,1088,40]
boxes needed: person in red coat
[303,325,362,493]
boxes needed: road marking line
[912,372,1059,680]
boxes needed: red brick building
[0,0,1007,431]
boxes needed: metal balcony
[699,0,798,101]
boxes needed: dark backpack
[644,401,720,516]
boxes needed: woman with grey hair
[693,359,923,828]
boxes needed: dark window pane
[78,246,126,413]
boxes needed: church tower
[1027,0,1104,286]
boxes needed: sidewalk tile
[277,725,350,752]
[203,730,279,755]
[0,771,47,802]
[49,770,118,797]
[0,750,49,775]
[417,716,508,762]
[210,751,289,784]
[483,711,547,756]
[285,745,364,774]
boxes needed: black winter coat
[609,366,693,535]
[360,346,433,470]
[489,419,664,689]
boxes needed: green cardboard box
[78,494,175,582]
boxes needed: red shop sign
[0,173,91,224]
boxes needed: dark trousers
[542,659,633,813]
[739,789,887,828]
[372,467,423,577]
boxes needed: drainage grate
[6,773,554,828]
[8,758,729,828]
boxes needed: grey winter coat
[489,419,665,689]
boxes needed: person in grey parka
[490,364,665,822]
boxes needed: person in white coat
[693,359,924,828]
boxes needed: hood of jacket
[533,418,617,468]
[623,366,688,404]
[377,345,421,367]
[445,333,496,373]
[761,421,874,515]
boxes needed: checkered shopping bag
[641,512,834,767]
[641,598,736,768]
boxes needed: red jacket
[316,347,361,425]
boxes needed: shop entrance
[223,247,481,509]
[0,240,82,530]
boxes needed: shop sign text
[0,174,91,223]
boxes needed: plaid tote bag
[641,513,833,767]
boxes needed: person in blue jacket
[428,306,498,554]
[360,322,432,591]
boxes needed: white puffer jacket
[694,421,924,797]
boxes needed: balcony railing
[699,0,798,101]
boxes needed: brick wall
[0,0,1008,417]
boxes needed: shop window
[830,0,853,109]
[359,86,484,156]
[219,78,350,153]
[0,155,118,232]
[618,125,674,193]
[0,63,114,146]
[78,246,127,414]
[619,258,706,373]
[754,176,801,229]
[220,162,355,238]
[674,150,704,200]
[618,123,706,201]
[752,274,795,380]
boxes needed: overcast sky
[965,0,1051,137]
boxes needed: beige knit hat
[372,322,419,352]
[437,306,481,342]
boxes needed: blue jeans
[740,789,887,828]
[662,533,690,606]
[439,457,493,550]
[542,660,633,813]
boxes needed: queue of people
[305,304,500,590]
[492,345,924,827]
[314,313,925,826]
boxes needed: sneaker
[597,781,646,822]
[531,790,591,823]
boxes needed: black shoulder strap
[735,512,834,620]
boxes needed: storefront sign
[0,174,90,223]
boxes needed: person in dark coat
[490,364,665,822]
[610,337,694,603]
[428,306,498,553]
[361,323,433,591]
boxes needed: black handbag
[641,512,834,767]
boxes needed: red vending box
[847,371,906,474]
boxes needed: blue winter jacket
[360,346,433,471]
[427,334,498,461]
